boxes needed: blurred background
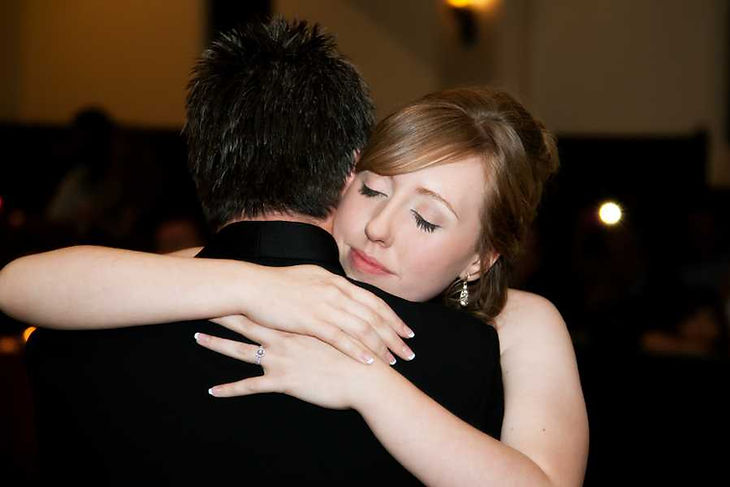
[1,0,728,484]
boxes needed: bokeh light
[446,0,495,9]
[0,337,21,355]
[23,326,37,342]
[598,201,622,226]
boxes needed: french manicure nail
[406,328,415,338]
[208,388,216,396]
[194,333,201,341]
[389,356,397,365]
[363,355,375,365]
[404,347,415,360]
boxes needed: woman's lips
[349,248,393,276]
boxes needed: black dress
[26,221,503,485]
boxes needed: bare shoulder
[495,291,588,484]
[494,289,560,325]
[493,289,572,357]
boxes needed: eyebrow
[416,187,459,219]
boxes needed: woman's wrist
[348,361,406,413]
[228,261,282,317]
[160,256,245,320]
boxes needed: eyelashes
[358,183,384,198]
[411,210,439,233]
[359,182,440,234]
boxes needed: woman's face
[333,156,487,302]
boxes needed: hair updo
[356,87,559,322]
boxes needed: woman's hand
[237,265,415,365]
[195,315,384,410]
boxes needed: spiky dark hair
[184,17,374,228]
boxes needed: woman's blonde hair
[357,87,559,322]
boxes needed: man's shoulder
[349,279,497,342]
[25,319,223,366]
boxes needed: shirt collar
[196,220,344,275]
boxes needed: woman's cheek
[333,199,359,241]
[339,193,366,229]
[399,251,449,301]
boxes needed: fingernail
[194,332,207,343]
[208,387,216,396]
[194,333,200,341]
[403,347,415,360]
[405,328,415,338]
[389,355,397,365]
[363,355,375,365]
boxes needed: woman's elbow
[0,257,24,317]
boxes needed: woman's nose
[364,203,394,246]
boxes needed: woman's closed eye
[411,210,439,233]
[359,183,386,198]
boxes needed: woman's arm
[363,291,589,486]
[0,246,253,328]
[198,291,588,486]
[493,290,589,487]
[0,245,415,363]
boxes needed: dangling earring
[459,274,470,307]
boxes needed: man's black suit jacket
[26,221,503,485]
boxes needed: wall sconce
[446,0,494,47]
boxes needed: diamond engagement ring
[255,346,266,365]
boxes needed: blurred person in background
[45,107,158,247]
[46,109,125,239]
[641,201,730,358]
[641,286,728,357]
[152,215,205,254]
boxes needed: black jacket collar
[196,220,344,275]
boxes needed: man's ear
[342,171,357,194]
[340,148,361,195]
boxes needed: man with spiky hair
[184,19,373,228]
[24,18,502,485]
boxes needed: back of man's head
[185,17,374,229]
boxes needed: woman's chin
[345,269,396,294]
[338,250,430,302]
[344,268,385,289]
[343,271,427,303]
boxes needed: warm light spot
[598,201,622,225]
[0,195,4,211]
[23,326,37,342]
[0,336,21,354]
[446,0,495,9]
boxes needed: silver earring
[459,274,469,307]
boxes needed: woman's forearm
[0,246,255,329]
[352,293,589,486]
[351,366,553,487]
